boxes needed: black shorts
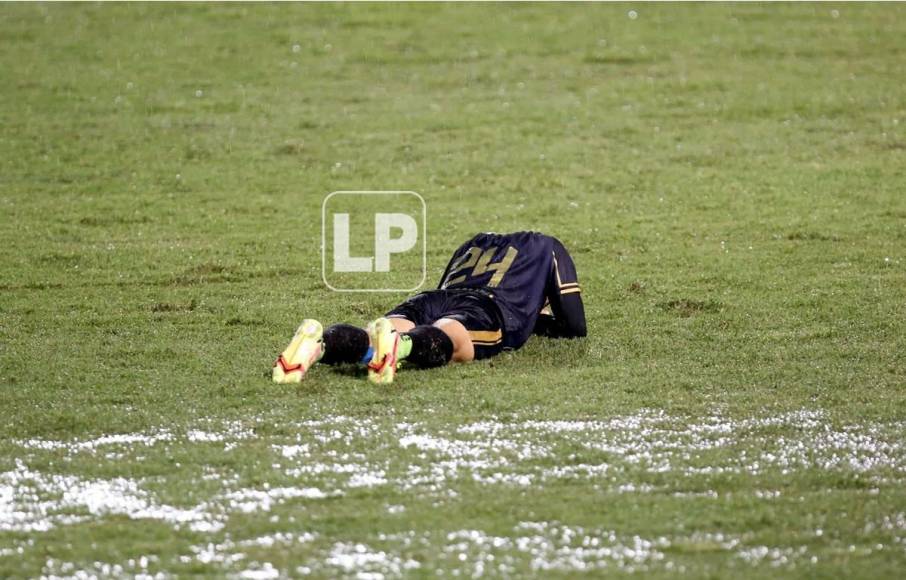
[385,289,506,360]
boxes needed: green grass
[1,2,905,577]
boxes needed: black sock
[403,325,454,368]
[320,324,369,365]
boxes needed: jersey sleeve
[532,238,587,338]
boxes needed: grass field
[2,2,905,577]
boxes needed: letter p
[374,213,417,272]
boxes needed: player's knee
[449,335,474,362]
[451,346,473,363]
[432,319,474,363]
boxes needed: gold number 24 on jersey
[443,246,519,288]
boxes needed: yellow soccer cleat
[272,319,323,383]
[366,317,400,385]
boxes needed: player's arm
[533,238,587,338]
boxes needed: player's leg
[273,291,500,383]
[319,319,415,367]
[272,312,424,385]
[367,292,451,383]
[367,319,455,383]
[388,300,501,369]
[432,318,474,362]
[433,291,505,363]
[274,320,375,383]
[369,290,502,381]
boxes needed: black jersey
[439,231,586,349]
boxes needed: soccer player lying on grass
[273,231,587,384]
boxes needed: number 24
[443,246,519,288]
